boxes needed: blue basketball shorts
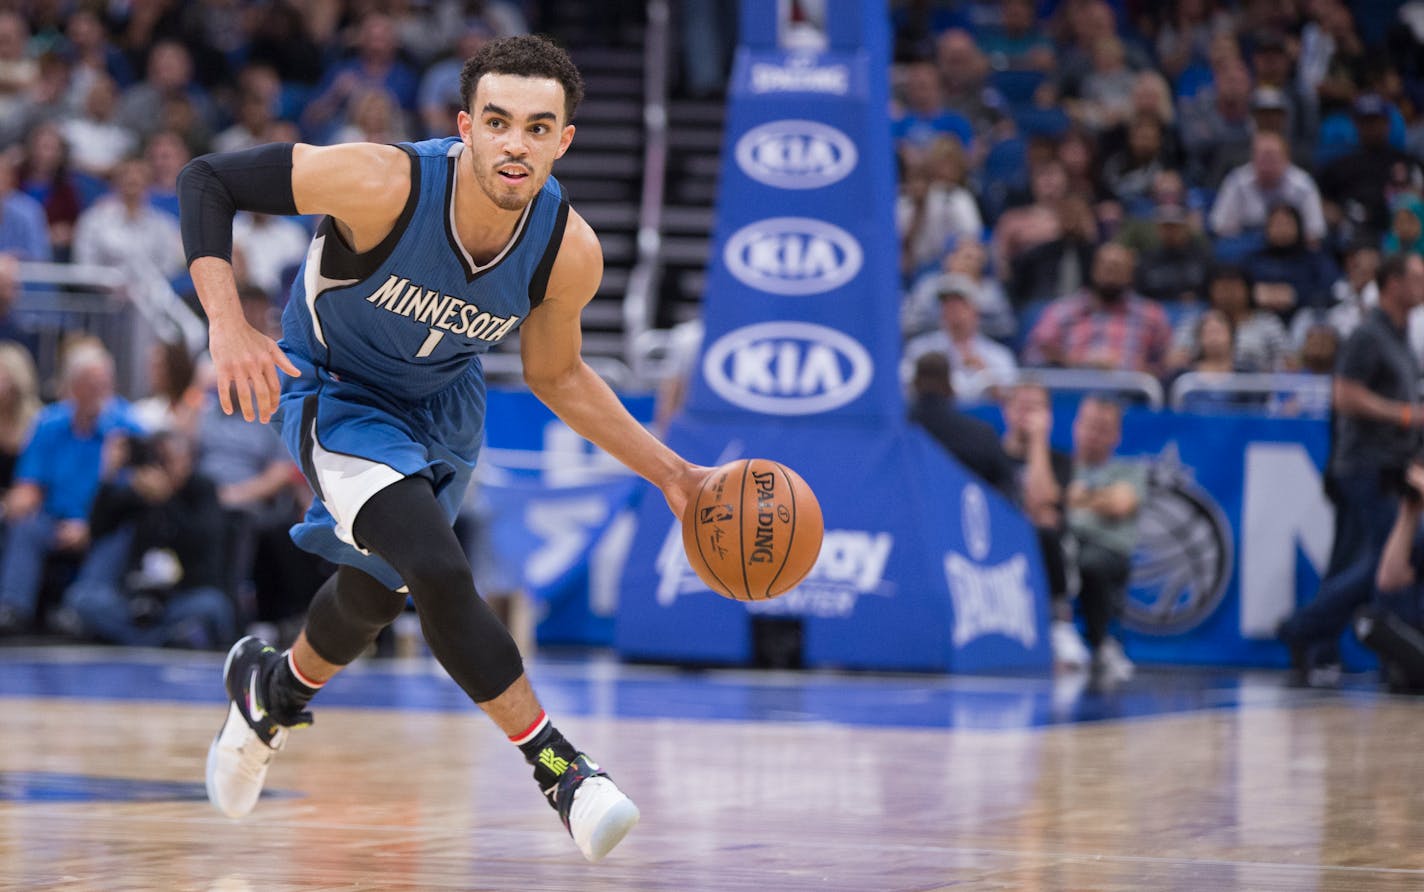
[272,352,487,591]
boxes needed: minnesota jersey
[280,136,570,401]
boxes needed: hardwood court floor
[3,649,1424,891]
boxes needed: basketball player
[179,36,707,861]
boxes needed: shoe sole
[581,796,640,862]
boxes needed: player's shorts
[273,350,487,591]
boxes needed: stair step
[578,202,641,229]
[561,178,639,202]
[572,125,646,151]
[556,152,644,178]
[667,129,726,152]
[668,100,726,125]
[581,73,644,97]
[661,236,710,266]
[570,47,645,73]
[576,98,643,122]
[662,205,716,233]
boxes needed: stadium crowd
[890,0,1424,410]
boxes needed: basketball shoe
[544,753,640,862]
[205,636,311,818]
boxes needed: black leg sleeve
[352,476,525,703]
[302,565,409,665]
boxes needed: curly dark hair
[459,35,585,123]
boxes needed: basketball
[681,459,824,601]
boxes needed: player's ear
[457,110,473,142]
[555,123,575,160]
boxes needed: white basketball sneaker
[205,636,310,818]
[546,754,640,862]
[1051,619,1091,670]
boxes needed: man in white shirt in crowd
[1209,130,1326,243]
[72,155,184,280]
[903,274,1017,400]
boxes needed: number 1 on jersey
[416,328,444,358]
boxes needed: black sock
[263,651,321,726]
[512,712,580,796]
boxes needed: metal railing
[17,259,205,399]
[957,367,1166,409]
[1170,371,1332,413]
[622,0,672,374]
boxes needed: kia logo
[723,217,863,296]
[702,322,874,415]
[735,120,858,189]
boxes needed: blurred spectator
[198,288,313,634]
[678,0,736,100]
[1243,204,1338,318]
[115,41,216,145]
[978,0,1055,72]
[1155,0,1237,84]
[1292,239,1380,345]
[72,156,184,280]
[907,351,1017,496]
[213,89,280,155]
[1071,37,1138,132]
[1269,323,1340,418]
[993,159,1069,280]
[330,86,412,145]
[419,26,491,138]
[1170,264,1291,372]
[1247,30,1317,162]
[0,151,52,262]
[0,253,38,360]
[0,343,142,634]
[244,1,326,87]
[1008,194,1098,306]
[934,30,994,134]
[1055,129,1108,205]
[1278,253,1424,686]
[9,50,77,144]
[1184,309,1240,373]
[232,213,310,299]
[1178,55,1254,188]
[1116,169,1205,251]
[999,380,1086,669]
[0,11,37,130]
[897,141,981,276]
[61,9,135,100]
[904,239,1015,341]
[302,13,420,141]
[144,130,190,220]
[1067,395,1144,682]
[1102,114,1173,206]
[0,339,40,486]
[904,276,1018,399]
[1054,0,1148,99]
[1209,131,1326,242]
[15,120,87,260]
[1135,204,1213,303]
[1319,94,1424,239]
[1024,243,1172,374]
[1385,194,1424,257]
[892,59,974,152]
[60,74,138,178]
[132,340,202,437]
[60,430,232,648]
[1298,0,1362,113]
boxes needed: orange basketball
[681,459,824,601]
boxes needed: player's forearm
[189,257,245,329]
[529,361,690,490]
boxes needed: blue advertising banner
[611,0,1052,672]
[614,419,1051,673]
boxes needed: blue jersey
[280,136,570,401]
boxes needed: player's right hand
[209,320,301,423]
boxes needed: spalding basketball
[681,459,824,601]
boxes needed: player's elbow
[523,362,581,400]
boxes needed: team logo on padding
[1124,445,1234,635]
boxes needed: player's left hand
[660,464,714,520]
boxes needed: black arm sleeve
[177,142,300,266]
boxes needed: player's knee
[402,550,476,605]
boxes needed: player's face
[460,74,575,211]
